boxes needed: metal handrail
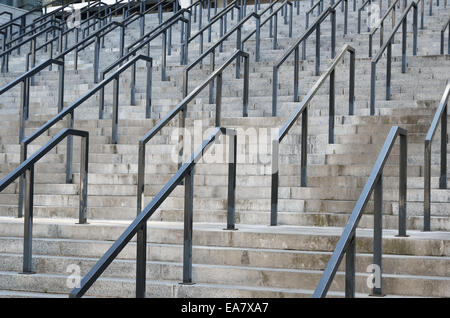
[369,0,425,57]
[144,49,249,171]
[357,0,371,33]
[0,58,65,147]
[272,1,348,116]
[0,0,80,34]
[424,84,450,231]
[441,17,450,54]
[270,44,355,225]
[100,14,189,117]
[14,54,152,218]
[241,0,282,44]
[306,0,324,26]
[182,10,262,102]
[70,126,237,298]
[369,0,419,116]
[0,128,89,274]
[313,125,408,297]
[188,0,239,55]
[3,0,107,49]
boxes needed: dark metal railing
[313,125,408,297]
[369,0,418,116]
[0,128,89,273]
[270,44,355,225]
[15,54,152,218]
[424,84,450,231]
[369,0,424,57]
[182,12,258,101]
[149,49,248,170]
[357,0,371,34]
[100,15,189,118]
[188,0,239,56]
[441,17,450,54]
[0,24,62,73]
[0,58,65,144]
[70,126,237,298]
[272,0,348,116]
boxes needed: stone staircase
[0,0,448,297]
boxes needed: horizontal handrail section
[313,126,408,297]
[270,44,355,226]
[0,128,89,274]
[370,0,419,116]
[424,84,450,231]
[70,126,237,298]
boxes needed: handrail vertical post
[162,30,167,81]
[219,17,224,52]
[331,9,336,58]
[357,7,361,33]
[273,12,278,49]
[413,5,417,56]
[146,59,152,118]
[66,111,74,183]
[369,33,373,58]
[226,130,237,230]
[386,42,392,100]
[315,23,320,76]
[289,3,293,37]
[30,38,36,85]
[243,54,249,117]
[329,69,335,144]
[349,49,355,115]
[183,168,194,284]
[18,143,27,218]
[301,108,308,187]
[401,18,406,73]
[209,50,216,104]
[272,66,278,116]
[370,61,376,115]
[112,76,120,144]
[255,16,260,61]
[441,29,445,54]
[344,0,348,35]
[398,131,408,237]
[424,139,431,231]
[74,28,79,71]
[345,234,355,298]
[270,139,279,226]
[372,174,383,296]
[215,72,222,127]
[131,62,136,106]
[22,166,34,274]
[136,220,147,297]
[236,26,241,78]
[440,105,447,189]
[78,134,89,224]
[94,35,100,83]
[294,46,300,102]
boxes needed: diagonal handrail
[424,83,450,231]
[14,54,152,218]
[272,0,349,116]
[369,0,425,57]
[0,128,89,274]
[369,0,419,116]
[441,17,450,54]
[313,125,408,297]
[270,44,355,225]
[70,126,237,298]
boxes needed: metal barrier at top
[313,125,408,297]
